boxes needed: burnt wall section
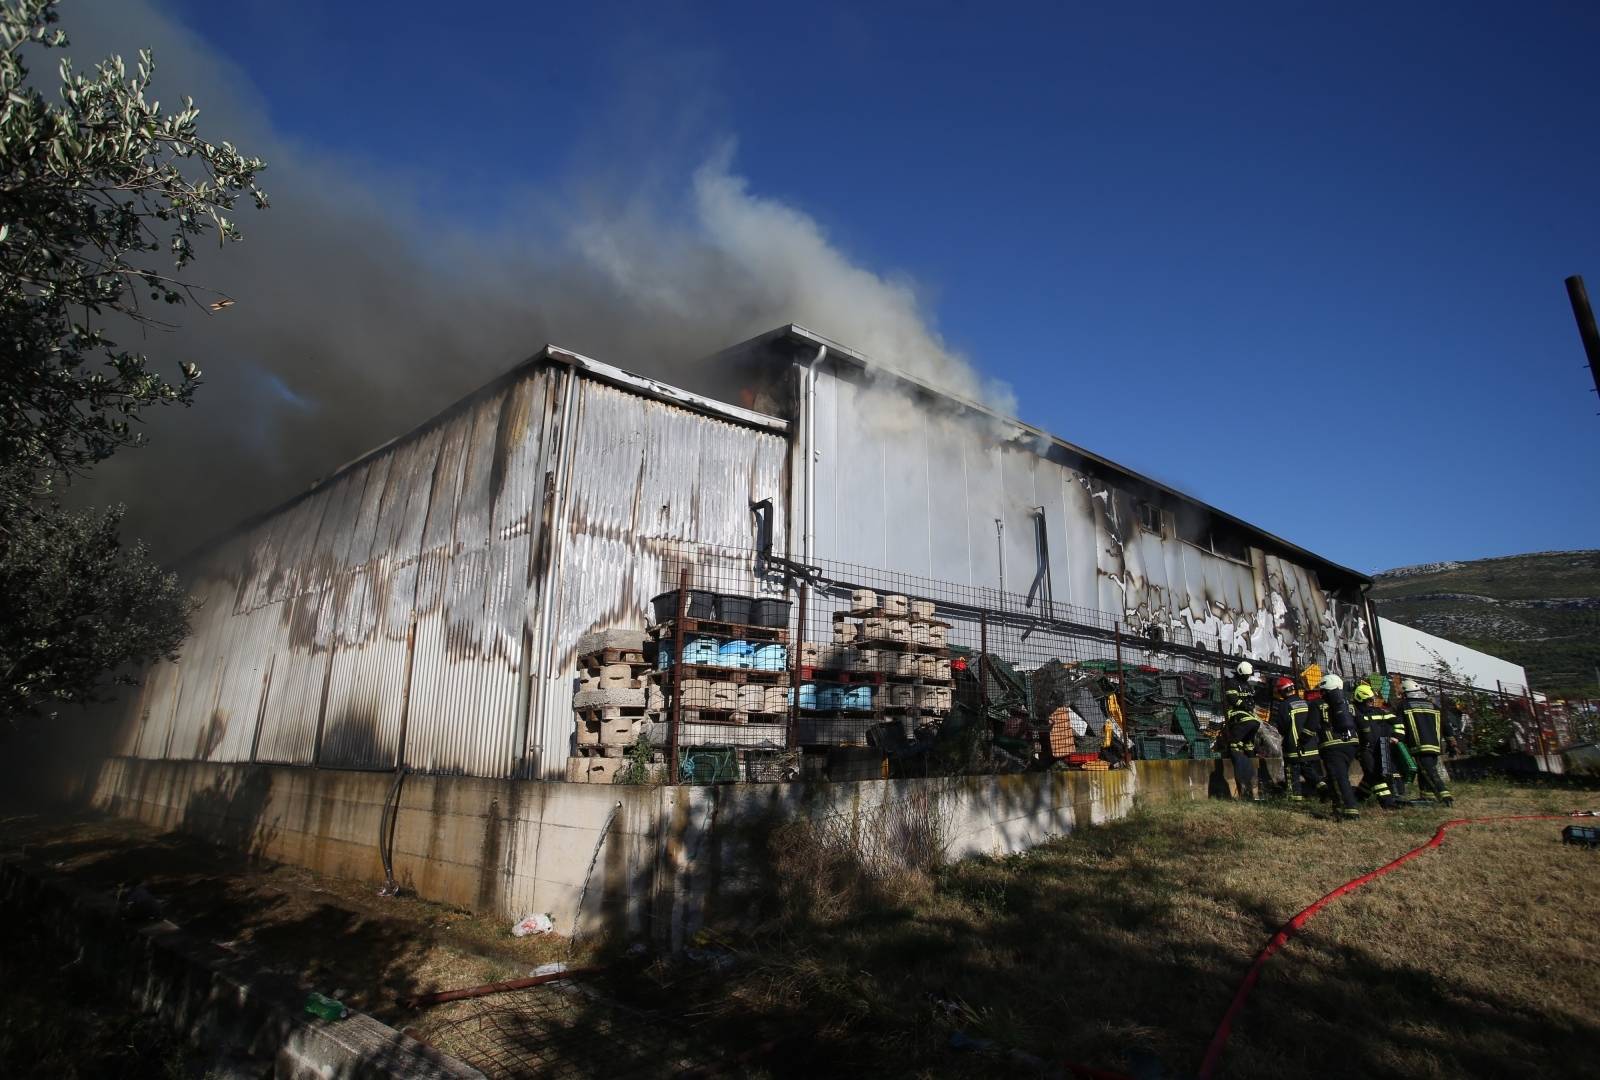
[799,359,1369,673]
[113,357,791,781]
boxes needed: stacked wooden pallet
[651,609,793,758]
[794,589,954,746]
[566,628,666,784]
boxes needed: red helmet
[1273,676,1295,697]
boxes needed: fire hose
[1047,811,1594,1080]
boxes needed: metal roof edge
[775,324,1371,588]
[174,346,788,565]
[541,346,789,433]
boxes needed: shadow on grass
[610,794,1600,1080]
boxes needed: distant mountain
[1370,550,1600,695]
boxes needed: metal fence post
[789,583,806,751]
[1114,622,1128,756]
[669,568,688,785]
[979,610,989,708]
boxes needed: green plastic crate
[680,748,738,784]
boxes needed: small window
[1137,501,1162,534]
[1210,524,1249,562]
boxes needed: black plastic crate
[1562,824,1600,847]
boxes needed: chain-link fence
[1380,655,1598,757]
[593,541,1315,785]
[563,540,1595,786]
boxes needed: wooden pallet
[671,706,794,726]
[573,743,628,759]
[649,618,789,643]
[851,639,950,656]
[835,608,952,627]
[880,705,952,717]
[576,647,648,669]
[674,664,792,684]
[797,667,884,683]
[574,705,652,724]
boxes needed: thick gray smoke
[62,1,1007,558]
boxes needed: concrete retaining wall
[90,757,1220,946]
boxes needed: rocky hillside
[1371,550,1600,695]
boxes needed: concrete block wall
[90,757,1221,946]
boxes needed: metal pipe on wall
[803,344,827,562]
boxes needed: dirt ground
[0,811,705,1077]
[4,779,1599,1079]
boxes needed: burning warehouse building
[107,324,1375,783]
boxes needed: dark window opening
[1210,523,1250,562]
[1137,501,1162,534]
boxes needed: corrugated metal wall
[528,379,790,778]
[803,362,1370,673]
[114,359,790,780]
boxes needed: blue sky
[146,0,1599,572]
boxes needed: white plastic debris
[512,912,554,937]
[530,962,569,977]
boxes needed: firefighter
[1270,676,1325,802]
[1352,682,1400,809]
[1224,680,1261,801]
[1399,679,1458,806]
[1314,674,1362,819]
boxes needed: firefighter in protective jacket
[1313,674,1362,819]
[1270,677,1325,802]
[1224,681,1261,801]
[1352,682,1401,809]
[1399,679,1457,805]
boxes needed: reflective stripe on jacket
[1227,711,1261,755]
[1403,700,1444,754]
[1319,687,1360,750]
[1272,697,1319,759]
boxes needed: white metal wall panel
[528,379,790,778]
[802,361,1369,667]
[1377,617,1527,691]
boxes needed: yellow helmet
[1353,684,1375,703]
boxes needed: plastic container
[716,640,755,669]
[717,594,753,625]
[681,637,720,665]
[304,992,348,1021]
[750,598,792,628]
[841,685,872,711]
[795,683,818,710]
[816,685,845,711]
[650,589,715,624]
[752,644,788,671]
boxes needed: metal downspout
[525,367,579,778]
[804,345,826,561]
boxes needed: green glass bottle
[303,992,348,1021]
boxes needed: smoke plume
[60,0,1006,558]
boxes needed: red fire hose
[1059,812,1586,1080]
[1194,813,1579,1079]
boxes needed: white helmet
[1320,673,1344,691]
[1401,678,1420,693]
[1236,661,1253,678]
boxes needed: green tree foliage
[0,0,265,475]
[0,1,265,724]
[0,465,192,722]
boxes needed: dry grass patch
[702,781,1600,1078]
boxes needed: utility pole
[1563,275,1600,412]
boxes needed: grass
[4,783,1597,1078]
[687,780,1600,1078]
